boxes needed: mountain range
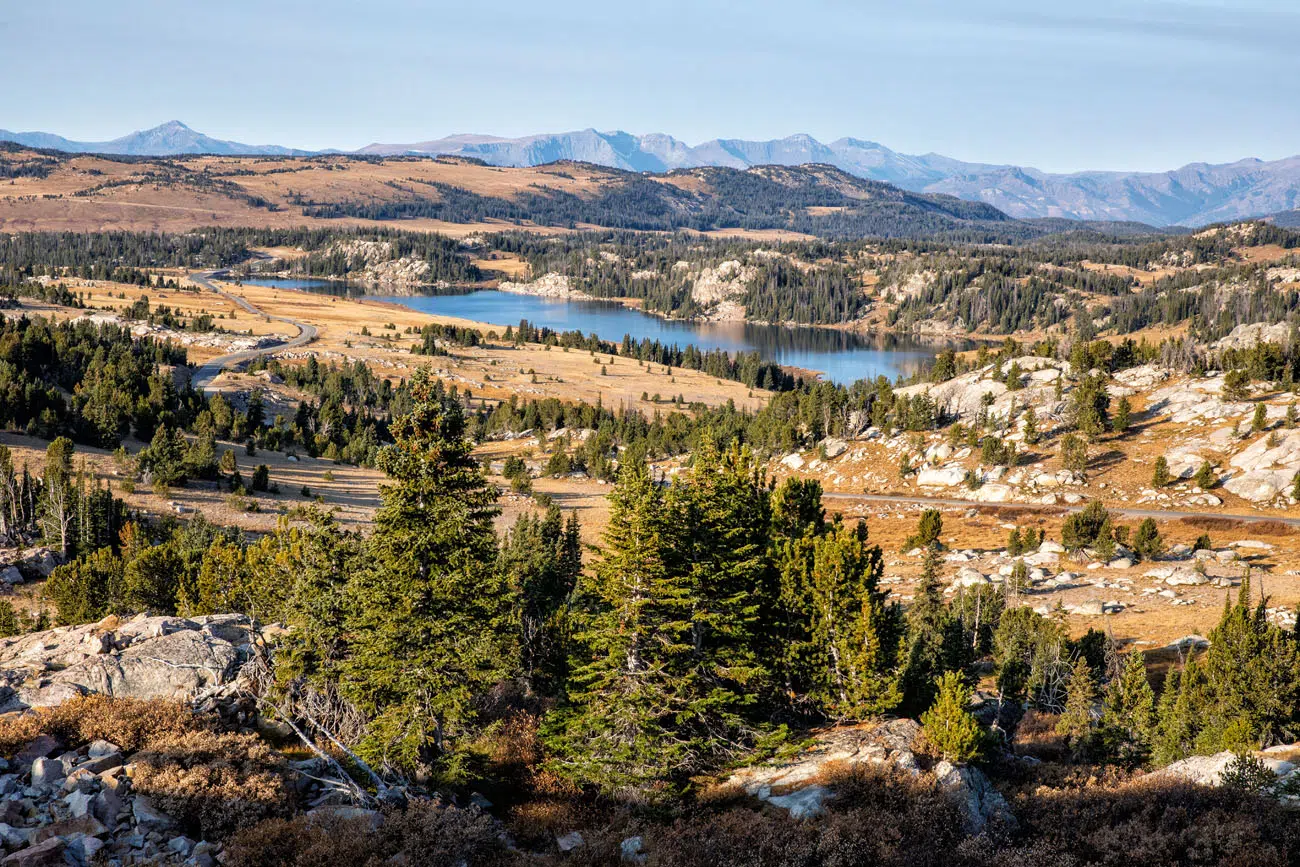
[0,120,308,158]
[4,121,1300,228]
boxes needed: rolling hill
[6,121,1300,227]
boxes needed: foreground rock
[1158,747,1299,791]
[725,720,1013,831]
[0,615,255,714]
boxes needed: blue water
[239,278,971,385]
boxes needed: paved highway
[823,492,1300,528]
[187,270,317,392]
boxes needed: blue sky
[2,0,1297,172]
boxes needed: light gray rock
[29,757,63,788]
[768,785,833,819]
[0,566,22,586]
[621,836,647,864]
[1159,750,1296,787]
[917,466,967,488]
[131,795,176,833]
[556,831,585,853]
[63,789,95,820]
[0,614,254,714]
[933,760,1015,834]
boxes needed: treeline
[0,227,484,287]
[505,319,801,391]
[301,163,1044,241]
[0,315,199,447]
[243,356,408,465]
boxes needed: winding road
[187,270,317,392]
[178,271,1298,532]
[822,491,1300,528]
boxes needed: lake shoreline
[237,277,976,384]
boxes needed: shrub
[133,731,294,840]
[1061,500,1111,551]
[1220,752,1276,795]
[0,696,203,757]
[225,801,504,867]
[921,672,983,763]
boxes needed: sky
[2,0,1298,172]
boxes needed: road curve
[822,492,1300,528]
[187,270,318,392]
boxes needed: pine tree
[1100,651,1155,764]
[921,671,982,763]
[340,370,514,778]
[1252,401,1267,433]
[1060,433,1089,476]
[1114,396,1131,433]
[1152,456,1171,487]
[1153,661,1200,765]
[1057,656,1099,759]
[1022,406,1040,445]
[905,509,943,550]
[500,505,582,697]
[902,545,964,713]
[1195,461,1216,490]
[545,457,706,795]
[671,442,776,718]
[804,522,903,718]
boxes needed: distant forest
[300,163,1047,242]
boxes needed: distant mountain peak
[0,120,306,157]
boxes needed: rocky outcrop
[498,272,590,299]
[1215,322,1293,351]
[0,615,255,715]
[933,760,1016,834]
[690,261,755,322]
[725,719,1012,832]
[1146,376,1253,424]
[1158,747,1298,789]
[895,357,1069,426]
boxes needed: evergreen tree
[1252,401,1267,433]
[901,545,965,713]
[1152,456,1171,487]
[921,671,982,763]
[1132,518,1163,560]
[904,509,943,551]
[340,370,514,777]
[1195,461,1216,490]
[1114,396,1131,432]
[545,457,715,796]
[1100,650,1155,764]
[804,522,903,718]
[1057,656,1099,759]
[1021,406,1040,445]
[672,442,776,717]
[499,505,582,697]
[1153,661,1199,765]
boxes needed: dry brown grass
[0,695,203,757]
[133,730,294,839]
[225,802,507,867]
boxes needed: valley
[2,150,1300,865]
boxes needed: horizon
[5,0,1300,174]
[1,117,1295,178]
